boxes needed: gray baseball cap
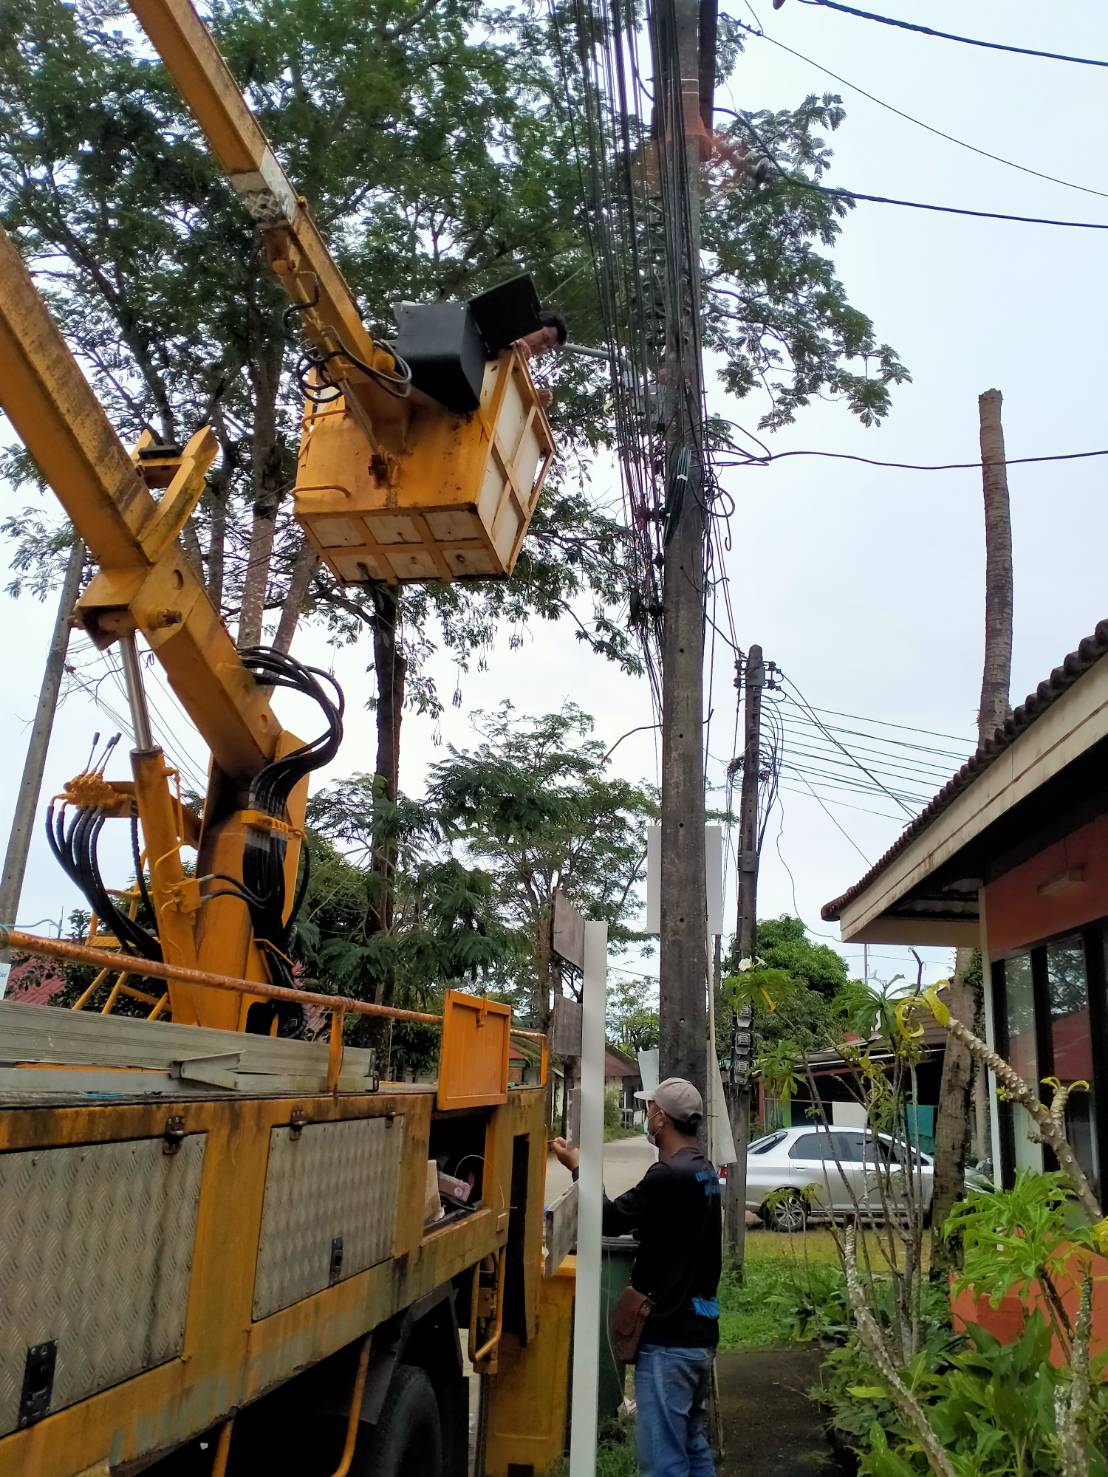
[634,1076,704,1123]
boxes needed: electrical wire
[795,180,1108,231]
[735,443,1108,473]
[722,107,1108,232]
[796,0,1108,70]
[729,20,1108,201]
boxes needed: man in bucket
[552,1076,722,1477]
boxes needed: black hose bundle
[235,648,344,1007]
[45,796,162,962]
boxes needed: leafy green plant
[947,1172,1097,1313]
[819,1309,1108,1476]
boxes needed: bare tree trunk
[237,341,285,649]
[205,411,238,611]
[369,584,407,1008]
[931,390,1014,1279]
[273,539,321,656]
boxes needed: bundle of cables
[45,732,163,962]
[232,647,345,1033]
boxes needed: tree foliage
[300,702,654,1013]
[0,0,906,682]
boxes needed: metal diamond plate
[0,1135,205,1436]
[253,1116,403,1319]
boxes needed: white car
[743,1125,934,1232]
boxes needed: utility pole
[724,645,764,1263]
[654,0,712,1106]
[0,540,84,995]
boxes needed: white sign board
[645,824,724,936]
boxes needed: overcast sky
[1,0,1105,998]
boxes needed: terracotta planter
[950,1244,1108,1372]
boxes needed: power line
[779,676,919,816]
[787,702,973,746]
[732,21,1108,201]
[779,710,969,763]
[778,713,963,768]
[792,768,872,863]
[797,179,1108,231]
[796,0,1108,70]
[731,443,1108,473]
[781,738,951,790]
[721,109,1108,233]
[777,783,911,823]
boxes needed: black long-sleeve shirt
[601,1145,722,1348]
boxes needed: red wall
[985,811,1108,958]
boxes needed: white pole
[569,918,608,1477]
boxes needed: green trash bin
[599,1236,639,1425]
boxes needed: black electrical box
[468,274,542,357]
[394,301,487,414]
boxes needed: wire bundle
[45,733,163,962]
[234,648,344,1009]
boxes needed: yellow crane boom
[129,0,412,460]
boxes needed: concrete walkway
[716,1346,846,1476]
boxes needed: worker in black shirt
[552,1077,721,1477]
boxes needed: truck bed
[0,1001,546,1477]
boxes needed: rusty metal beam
[0,929,442,1025]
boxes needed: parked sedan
[744,1125,934,1232]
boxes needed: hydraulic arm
[129,0,413,464]
[0,225,322,1030]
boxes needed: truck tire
[354,1364,443,1477]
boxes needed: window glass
[789,1132,832,1160]
[1048,936,1097,1187]
[833,1133,867,1162]
[1003,954,1042,1175]
[750,1132,786,1156]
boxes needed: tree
[295,793,527,1068]
[731,914,851,1000]
[0,1,907,682]
[722,915,846,1061]
[426,702,657,1023]
[0,1,909,969]
[608,973,660,1055]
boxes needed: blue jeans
[634,1344,716,1477]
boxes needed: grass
[718,1226,932,1349]
[605,1122,643,1142]
[548,1430,637,1477]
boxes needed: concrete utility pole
[0,540,84,995]
[654,0,712,1105]
[724,645,763,1262]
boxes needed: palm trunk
[931,389,1014,1279]
[977,389,1014,739]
